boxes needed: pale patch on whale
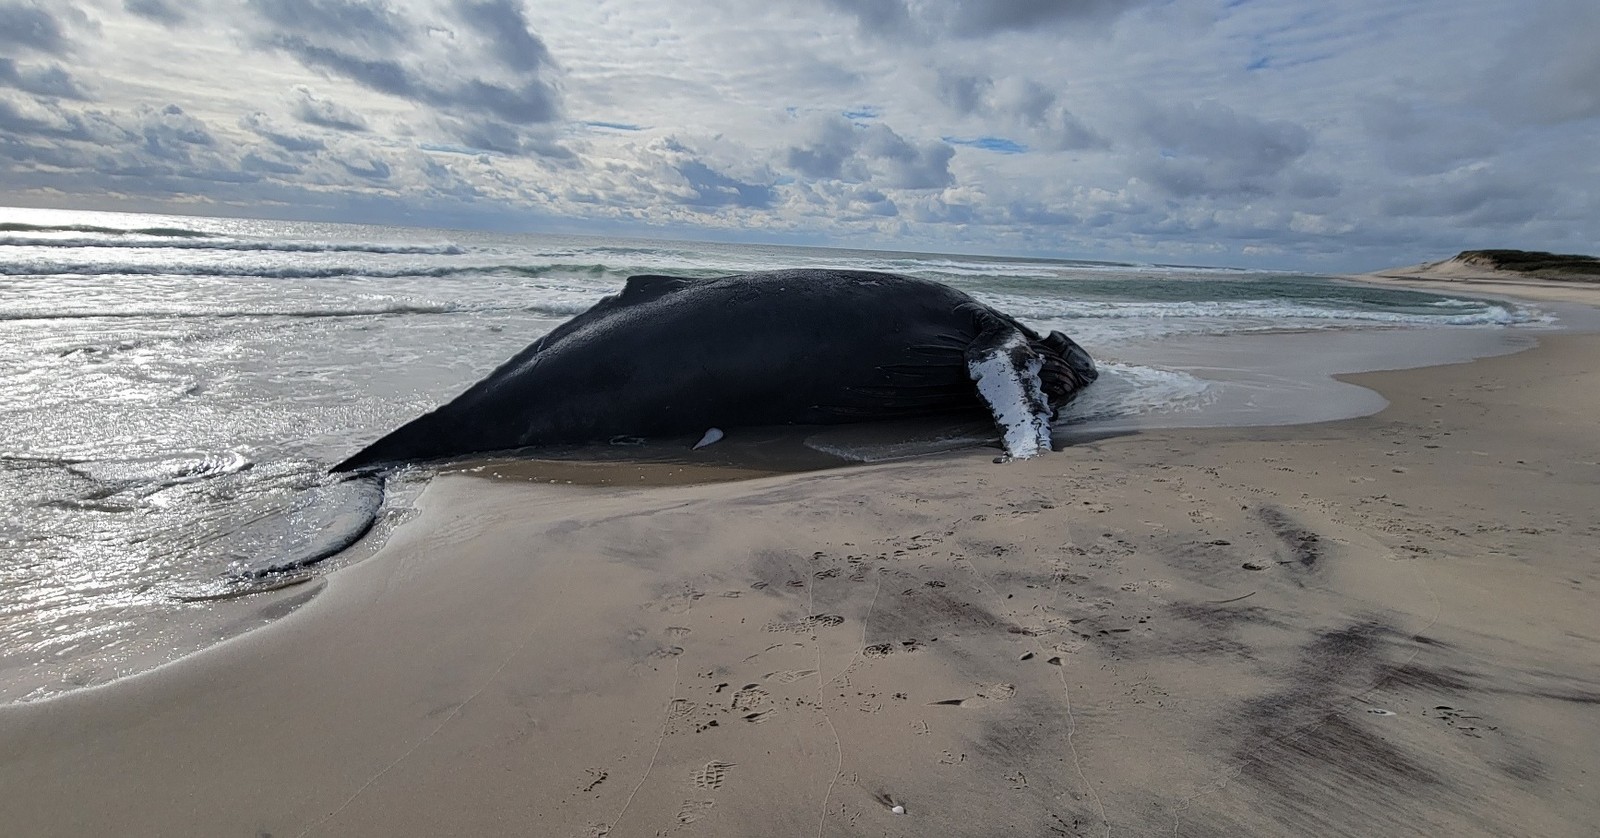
[967,331,1054,460]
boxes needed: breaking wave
[0,235,465,255]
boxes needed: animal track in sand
[664,626,692,638]
[691,761,735,789]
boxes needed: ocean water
[0,206,1556,700]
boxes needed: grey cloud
[820,0,912,37]
[946,0,1149,35]
[860,124,953,189]
[784,115,858,179]
[824,0,1150,39]
[650,138,777,210]
[994,78,1056,126]
[934,72,1106,151]
[446,117,570,158]
[241,112,325,151]
[1483,0,1600,125]
[123,0,188,26]
[271,34,560,124]
[267,37,413,97]
[1003,202,1080,227]
[1378,172,1538,223]
[454,0,554,74]
[250,0,564,138]
[0,59,90,100]
[1040,107,1106,152]
[936,71,990,116]
[1285,171,1341,200]
[339,155,392,180]
[137,104,214,162]
[1135,100,1311,197]
[1362,97,1497,176]
[0,2,73,54]
[676,158,775,208]
[0,94,133,144]
[247,0,410,48]
[291,86,367,131]
[242,150,304,175]
[784,116,952,190]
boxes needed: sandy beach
[3,272,1597,837]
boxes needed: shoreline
[1345,261,1600,308]
[3,275,1598,836]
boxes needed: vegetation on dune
[1456,249,1600,281]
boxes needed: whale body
[333,269,1097,471]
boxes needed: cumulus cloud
[647,137,777,210]
[290,86,367,132]
[0,59,90,100]
[933,71,1107,151]
[136,104,215,161]
[784,115,954,189]
[241,111,325,152]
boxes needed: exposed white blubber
[967,333,1053,460]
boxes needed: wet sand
[2,281,1598,837]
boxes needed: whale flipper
[965,323,1056,460]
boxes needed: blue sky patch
[944,136,1028,154]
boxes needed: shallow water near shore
[0,206,1571,701]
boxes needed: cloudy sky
[2,0,1595,270]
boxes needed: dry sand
[1354,257,1600,306]
[2,277,1598,837]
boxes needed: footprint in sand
[763,614,845,633]
[930,682,1016,708]
[691,761,735,789]
[764,669,818,684]
[658,584,705,614]
[731,684,769,712]
[676,799,714,825]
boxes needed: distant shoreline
[1345,254,1600,307]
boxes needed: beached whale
[332,269,1097,472]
